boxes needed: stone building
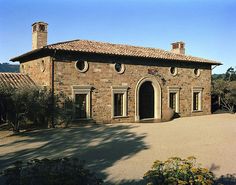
[11,22,221,123]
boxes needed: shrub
[215,174,236,185]
[0,86,73,133]
[1,158,103,185]
[143,157,215,185]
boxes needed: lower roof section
[0,73,36,89]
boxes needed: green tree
[0,86,73,133]
[225,67,236,81]
[212,68,236,113]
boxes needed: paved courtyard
[0,113,236,184]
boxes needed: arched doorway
[135,76,161,121]
[139,81,154,119]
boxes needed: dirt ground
[0,113,236,184]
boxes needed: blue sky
[0,0,235,74]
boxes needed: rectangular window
[168,87,180,113]
[114,93,124,117]
[111,86,128,118]
[193,92,200,111]
[169,92,177,111]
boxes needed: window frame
[167,86,180,113]
[169,67,178,76]
[192,87,203,112]
[193,68,201,77]
[114,63,125,74]
[71,85,92,120]
[111,86,128,118]
[75,60,89,73]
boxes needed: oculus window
[114,63,125,74]
[75,60,89,73]
[193,68,200,77]
[169,67,178,76]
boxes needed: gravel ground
[0,113,235,184]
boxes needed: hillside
[0,63,20,73]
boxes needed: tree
[0,87,28,133]
[212,67,236,113]
[0,86,73,133]
[225,67,236,81]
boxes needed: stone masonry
[11,22,220,124]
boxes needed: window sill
[192,110,203,113]
[112,116,129,119]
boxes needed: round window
[75,60,89,73]
[114,63,125,74]
[40,60,45,72]
[193,68,200,76]
[170,67,177,76]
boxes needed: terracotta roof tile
[11,39,221,65]
[45,39,221,65]
[0,73,36,89]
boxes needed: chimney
[32,22,48,50]
[171,41,185,55]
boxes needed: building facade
[11,22,221,123]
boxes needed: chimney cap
[171,41,185,45]
[32,21,48,26]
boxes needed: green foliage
[1,158,103,185]
[212,79,236,113]
[212,67,236,81]
[212,67,236,113]
[225,67,236,81]
[143,157,215,185]
[0,86,73,133]
[216,174,236,185]
[24,87,52,126]
[57,93,73,128]
[0,86,30,132]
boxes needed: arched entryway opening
[135,76,161,121]
[139,81,154,119]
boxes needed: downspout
[51,50,56,128]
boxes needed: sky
[0,0,235,74]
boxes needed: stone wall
[52,53,212,123]
[20,56,52,87]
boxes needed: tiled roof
[0,73,36,89]
[44,39,221,65]
[11,39,221,65]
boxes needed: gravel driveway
[0,113,236,184]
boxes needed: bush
[143,157,215,185]
[1,158,103,185]
[0,86,73,133]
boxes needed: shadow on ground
[0,124,148,184]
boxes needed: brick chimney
[32,22,48,50]
[171,41,185,55]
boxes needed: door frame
[135,76,162,121]
[72,85,92,120]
